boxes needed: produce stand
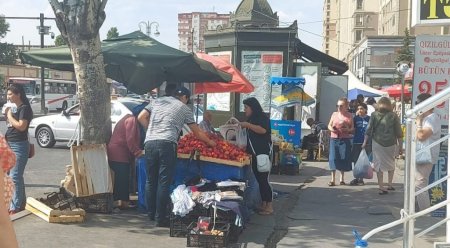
[269,77,311,175]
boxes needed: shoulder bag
[416,139,432,165]
[248,137,272,173]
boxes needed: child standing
[350,103,371,186]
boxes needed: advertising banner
[240,51,283,112]
[412,0,450,26]
[206,51,232,111]
[270,120,301,148]
[413,35,450,217]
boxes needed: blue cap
[174,86,191,98]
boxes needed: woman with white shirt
[415,93,441,210]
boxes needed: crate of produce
[186,222,230,248]
[210,208,243,243]
[170,205,209,237]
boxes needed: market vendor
[137,86,216,228]
[302,118,327,160]
[199,111,222,137]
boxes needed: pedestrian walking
[4,84,33,214]
[350,103,370,186]
[415,93,441,210]
[138,87,216,227]
[240,97,273,215]
[327,97,354,186]
[363,97,402,195]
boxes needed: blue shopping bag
[136,157,147,211]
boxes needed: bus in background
[7,77,77,113]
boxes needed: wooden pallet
[25,197,85,223]
[71,144,113,197]
[177,153,250,167]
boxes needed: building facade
[347,35,415,88]
[178,12,231,53]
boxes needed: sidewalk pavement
[277,160,446,248]
[11,160,446,247]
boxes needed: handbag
[29,143,35,158]
[248,137,272,173]
[416,140,432,165]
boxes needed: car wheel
[36,126,56,148]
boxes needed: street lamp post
[138,21,160,37]
[397,62,410,122]
[37,13,55,114]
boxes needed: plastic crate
[186,222,230,248]
[170,205,209,237]
[74,193,114,214]
[210,208,242,243]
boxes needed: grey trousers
[415,163,434,211]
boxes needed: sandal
[378,189,388,195]
[340,181,346,185]
[387,186,395,191]
[328,181,335,187]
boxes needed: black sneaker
[349,179,359,186]
[357,179,365,185]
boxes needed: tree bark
[49,0,111,144]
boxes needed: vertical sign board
[240,51,283,113]
[413,35,450,217]
[206,51,232,112]
[295,64,320,123]
[270,120,302,148]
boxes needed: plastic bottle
[353,230,368,248]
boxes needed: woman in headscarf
[240,97,273,215]
[363,97,403,194]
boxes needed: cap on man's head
[175,86,191,98]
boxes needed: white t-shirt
[367,105,375,116]
[422,113,441,164]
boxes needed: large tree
[396,28,414,64]
[49,0,111,144]
[54,34,67,46]
[106,27,119,39]
[0,15,17,65]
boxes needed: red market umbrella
[381,84,412,97]
[194,52,254,94]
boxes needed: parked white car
[29,98,148,148]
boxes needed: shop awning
[294,39,348,75]
[270,77,305,85]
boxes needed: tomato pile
[178,133,249,162]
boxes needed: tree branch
[96,0,108,31]
[49,0,68,38]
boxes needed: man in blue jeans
[138,87,216,227]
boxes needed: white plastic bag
[219,117,240,143]
[353,150,373,179]
[236,127,247,149]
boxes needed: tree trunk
[49,0,111,144]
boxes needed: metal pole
[447,105,450,242]
[401,76,405,123]
[403,118,416,248]
[39,13,46,114]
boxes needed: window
[355,14,363,26]
[357,0,363,9]
[355,30,363,42]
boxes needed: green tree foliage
[396,28,414,64]
[0,16,17,65]
[0,15,9,39]
[54,34,67,46]
[106,27,119,39]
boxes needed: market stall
[269,77,312,175]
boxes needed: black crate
[210,208,236,223]
[74,193,114,214]
[186,222,230,248]
[170,205,209,237]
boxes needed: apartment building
[178,12,230,53]
[322,0,338,56]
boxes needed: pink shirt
[107,115,142,163]
[329,112,353,139]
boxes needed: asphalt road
[1,121,72,199]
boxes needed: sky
[0,0,323,50]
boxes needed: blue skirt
[329,138,352,172]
